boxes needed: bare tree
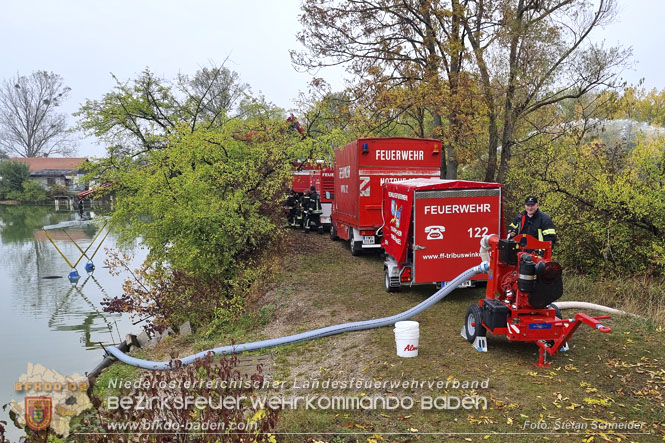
[463,0,629,183]
[0,71,75,157]
[182,66,248,128]
[291,0,478,179]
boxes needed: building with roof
[9,157,87,191]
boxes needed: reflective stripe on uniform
[538,229,543,241]
[542,229,556,236]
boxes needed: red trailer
[382,178,502,292]
[330,138,442,255]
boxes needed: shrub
[101,249,254,333]
[0,160,30,199]
[19,180,47,202]
[47,183,69,198]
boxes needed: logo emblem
[390,200,403,228]
[425,225,445,240]
[25,397,52,431]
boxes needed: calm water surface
[0,204,145,440]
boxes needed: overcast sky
[1,0,663,158]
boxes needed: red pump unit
[462,234,612,366]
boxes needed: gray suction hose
[105,262,489,370]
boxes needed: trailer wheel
[330,224,339,241]
[464,305,486,344]
[384,269,399,293]
[349,237,361,256]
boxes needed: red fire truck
[291,162,335,230]
[382,178,502,292]
[330,138,442,255]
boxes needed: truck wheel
[330,224,339,241]
[349,237,361,256]
[464,305,486,344]
[384,269,399,293]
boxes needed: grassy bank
[95,231,665,442]
[565,273,665,326]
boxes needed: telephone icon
[425,225,445,240]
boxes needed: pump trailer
[462,234,612,366]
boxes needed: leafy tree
[0,159,30,198]
[78,68,302,327]
[0,71,75,157]
[293,81,355,161]
[608,87,665,127]
[76,65,250,160]
[292,0,627,183]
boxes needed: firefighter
[299,190,310,231]
[507,196,557,246]
[302,186,323,233]
[285,189,298,227]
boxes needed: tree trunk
[433,111,446,178]
[497,0,524,184]
[445,0,462,180]
[497,116,515,184]
[485,112,499,182]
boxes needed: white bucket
[394,321,420,357]
[394,321,419,331]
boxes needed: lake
[0,204,144,441]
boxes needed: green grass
[92,356,142,399]
[94,231,665,442]
[261,233,665,442]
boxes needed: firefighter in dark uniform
[285,189,298,227]
[299,190,310,231]
[302,186,323,233]
[507,196,557,246]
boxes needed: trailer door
[413,188,501,284]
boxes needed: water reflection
[0,204,143,441]
[48,274,121,350]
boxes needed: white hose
[479,234,496,264]
[553,301,638,317]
